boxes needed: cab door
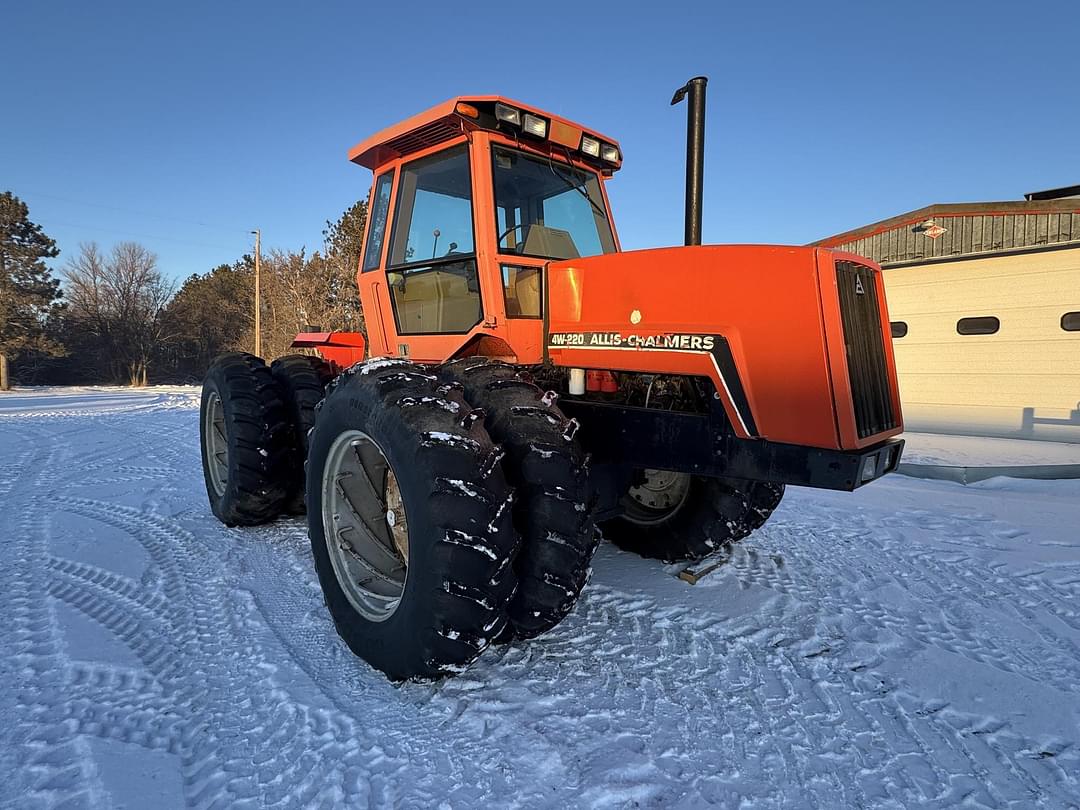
[362,141,487,363]
[357,168,397,356]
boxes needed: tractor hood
[544,245,903,451]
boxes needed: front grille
[835,261,898,439]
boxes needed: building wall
[883,246,1080,441]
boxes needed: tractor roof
[347,96,622,172]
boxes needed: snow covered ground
[2,386,1080,809]
[901,432,1080,467]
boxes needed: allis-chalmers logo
[548,332,716,350]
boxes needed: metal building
[816,186,1080,442]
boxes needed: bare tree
[64,242,174,385]
[240,245,365,361]
[158,261,253,380]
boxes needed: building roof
[814,198,1080,267]
[1025,184,1080,201]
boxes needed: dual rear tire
[200,353,332,524]
[200,353,292,526]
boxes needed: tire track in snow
[4,392,1080,808]
[1,423,112,809]
[48,495,387,809]
[757,503,1080,696]
[438,577,1078,808]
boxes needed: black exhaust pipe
[671,76,708,246]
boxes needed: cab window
[492,146,615,260]
[385,145,482,335]
[388,145,474,267]
[361,170,394,272]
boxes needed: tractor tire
[440,358,597,640]
[200,352,292,526]
[602,473,785,563]
[306,358,519,680]
[747,482,785,531]
[271,354,335,514]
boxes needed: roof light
[455,102,479,118]
[522,113,547,138]
[580,135,601,158]
[600,143,620,163]
[495,103,521,126]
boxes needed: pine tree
[323,198,368,277]
[322,198,368,336]
[0,191,63,389]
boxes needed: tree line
[0,190,367,389]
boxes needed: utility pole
[251,229,262,357]
[0,354,9,392]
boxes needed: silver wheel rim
[623,468,692,526]
[321,429,409,622]
[204,390,229,497]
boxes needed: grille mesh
[835,261,898,439]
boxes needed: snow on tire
[747,481,785,531]
[200,352,292,526]
[603,474,785,562]
[306,358,518,680]
[270,354,334,514]
[440,357,597,640]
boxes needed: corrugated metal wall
[835,212,1080,266]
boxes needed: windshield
[492,146,616,260]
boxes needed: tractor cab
[347,97,622,363]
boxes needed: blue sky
[4,1,1078,283]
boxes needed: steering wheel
[497,223,527,252]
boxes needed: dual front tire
[602,470,784,562]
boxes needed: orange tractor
[200,77,904,680]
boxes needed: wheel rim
[623,468,692,526]
[204,390,229,497]
[321,429,409,622]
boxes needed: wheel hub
[628,468,690,510]
[322,430,409,622]
[384,468,409,564]
[622,468,692,526]
[204,390,229,497]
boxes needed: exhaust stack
[671,76,708,246]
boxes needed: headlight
[580,135,601,157]
[600,143,620,163]
[522,113,548,138]
[495,102,521,126]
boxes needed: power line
[16,188,252,237]
[45,219,249,253]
